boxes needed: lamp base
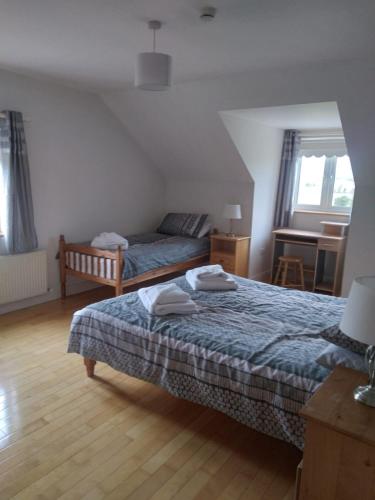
[353,384,375,407]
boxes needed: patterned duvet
[68,276,346,449]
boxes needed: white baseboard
[0,279,101,315]
[0,288,59,315]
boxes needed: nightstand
[210,233,250,277]
[297,366,375,500]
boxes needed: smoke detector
[200,6,217,22]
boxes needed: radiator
[0,250,48,304]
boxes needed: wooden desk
[271,228,347,296]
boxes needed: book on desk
[271,222,349,296]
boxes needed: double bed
[68,275,346,449]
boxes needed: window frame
[293,155,354,214]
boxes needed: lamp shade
[135,52,172,91]
[340,276,375,345]
[223,204,242,220]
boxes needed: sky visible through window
[332,156,355,208]
[297,156,325,206]
[295,155,354,211]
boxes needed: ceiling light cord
[148,20,161,52]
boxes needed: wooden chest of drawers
[297,367,375,500]
[210,234,250,277]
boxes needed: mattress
[68,276,346,449]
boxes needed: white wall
[291,212,350,232]
[220,113,283,279]
[103,59,375,295]
[102,75,254,243]
[344,185,375,287]
[0,69,165,313]
[165,179,252,236]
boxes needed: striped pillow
[157,213,208,238]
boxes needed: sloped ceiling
[225,102,343,130]
[102,59,375,186]
[103,83,251,182]
[0,0,374,90]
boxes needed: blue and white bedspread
[123,233,209,279]
[68,277,346,449]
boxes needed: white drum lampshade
[135,52,172,91]
[223,204,242,236]
[340,276,375,406]
[340,276,375,345]
[223,204,242,220]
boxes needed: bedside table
[210,233,250,277]
[298,366,375,500]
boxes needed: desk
[271,228,347,296]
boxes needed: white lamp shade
[223,204,242,220]
[340,276,375,345]
[135,52,172,91]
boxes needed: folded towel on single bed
[91,232,129,250]
[138,283,199,315]
[188,264,228,281]
[186,265,237,291]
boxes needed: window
[293,155,355,213]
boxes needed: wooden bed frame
[59,234,209,298]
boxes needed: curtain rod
[299,128,344,138]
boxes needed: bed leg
[115,244,123,297]
[59,234,66,299]
[61,279,66,300]
[84,358,96,377]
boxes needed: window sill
[293,210,350,217]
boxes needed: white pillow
[315,343,366,373]
[197,222,211,238]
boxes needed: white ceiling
[0,0,374,91]
[223,102,343,130]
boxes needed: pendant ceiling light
[135,20,172,91]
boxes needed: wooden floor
[0,288,301,500]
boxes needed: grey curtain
[273,129,301,228]
[0,111,38,254]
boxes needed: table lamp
[340,276,375,407]
[223,204,242,237]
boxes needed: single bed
[59,231,210,298]
[68,276,346,449]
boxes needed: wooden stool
[274,256,305,290]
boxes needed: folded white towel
[151,300,199,316]
[187,264,228,281]
[186,273,237,291]
[91,232,129,250]
[138,283,198,315]
[138,283,190,309]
